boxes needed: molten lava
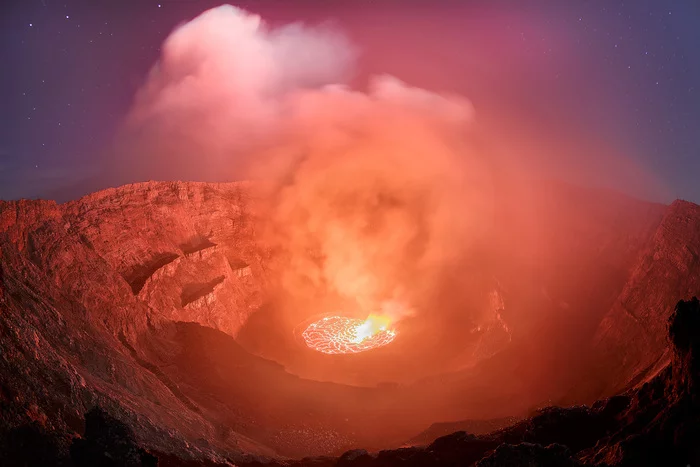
[302,315,397,354]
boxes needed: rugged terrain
[593,200,700,394]
[264,298,700,467]
[1,180,699,465]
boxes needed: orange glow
[302,315,396,354]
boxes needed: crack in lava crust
[302,316,397,354]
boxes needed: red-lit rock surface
[593,200,700,396]
[6,299,700,466]
[0,182,418,460]
[1,181,699,465]
[62,181,265,338]
[0,182,274,463]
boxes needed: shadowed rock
[476,443,581,467]
[669,296,700,397]
[70,407,157,467]
[1,182,699,466]
[125,252,181,295]
[0,422,67,467]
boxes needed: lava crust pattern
[302,316,397,354]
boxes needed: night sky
[2,0,699,202]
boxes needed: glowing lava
[302,315,397,354]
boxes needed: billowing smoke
[253,75,495,322]
[124,5,495,324]
[123,5,355,176]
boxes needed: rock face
[70,407,158,467]
[61,181,265,338]
[0,182,277,464]
[10,301,700,467]
[579,298,700,467]
[273,298,700,467]
[1,180,700,466]
[593,200,700,395]
[0,181,443,460]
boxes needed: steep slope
[592,200,700,396]
[0,182,442,460]
[1,180,697,465]
[237,180,667,391]
[0,192,274,462]
[265,298,700,467]
[5,298,700,466]
[143,321,416,457]
[62,181,265,338]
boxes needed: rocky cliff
[62,181,266,338]
[592,200,700,396]
[0,181,447,460]
[5,298,700,466]
[1,180,699,465]
[0,182,276,462]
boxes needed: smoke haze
[121,5,501,324]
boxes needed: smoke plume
[124,5,495,324]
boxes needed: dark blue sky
[2,0,699,202]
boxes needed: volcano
[1,180,699,466]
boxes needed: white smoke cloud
[124,5,494,324]
[127,5,354,147]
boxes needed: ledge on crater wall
[123,252,180,295]
[181,275,226,307]
[180,237,217,256]
[226,256,252,278]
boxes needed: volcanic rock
[475,442,581,467]
[593,200,700,396]
[1,421,68,467]
[336,449,372,467]
[277,297,700,467]
[61,181,266,338]
[287,297,700,466]
[578,297,700,466]
[1,181,699,466]
[70,406,158,467]
[0,182,274,463]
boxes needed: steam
[126,5,354,154]
[125,5,495,323]
[254,77,493,322]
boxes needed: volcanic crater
[1,180,700,466]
